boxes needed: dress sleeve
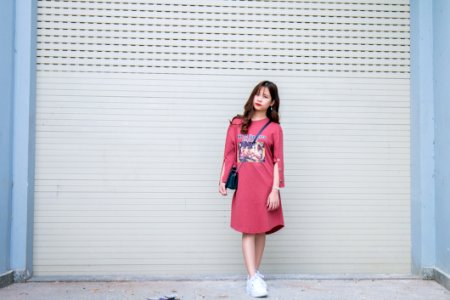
[220,123,237,183]
[273,125,285,188]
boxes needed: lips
[255,103,262,107]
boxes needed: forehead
[257,86,270,95]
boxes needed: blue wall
[433,0,450,276]
[0,0,38,281]
[410,0,436,276]
[411,0,450,279]
[9,0,38,281]
[0,0,15,275]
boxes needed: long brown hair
[232,80,280,134]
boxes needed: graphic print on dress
[238,140,266,163]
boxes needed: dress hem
[231,224,284,235]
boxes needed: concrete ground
[1,278,450,300]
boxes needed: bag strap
[251,120,272,146]
[235,120,271,171]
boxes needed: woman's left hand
[266,190,280,211]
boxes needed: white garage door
[34,0,411,277]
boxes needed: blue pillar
[0,0,15,284]
[433,0,450,281]
[9,0,38,282]
[410,0,436,277]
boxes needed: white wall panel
[34,0,411,277]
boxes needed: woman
[219,80,285,298]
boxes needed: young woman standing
[219,81,285,298]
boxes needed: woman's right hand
[219,182,227,196]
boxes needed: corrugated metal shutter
[34,0,411,277]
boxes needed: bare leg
[242,233,257,277]
[255,233,266,270]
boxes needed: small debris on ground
[146,293,180,300]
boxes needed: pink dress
[221,117,285,234]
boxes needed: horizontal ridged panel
[34,0,411,277]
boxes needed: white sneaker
[255,270,268,290]
[246,274,268,298]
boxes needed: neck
[252,111,267,121]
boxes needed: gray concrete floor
[1,279,450,300]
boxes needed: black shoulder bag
[225,120,271,190]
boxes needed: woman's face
[253,86,274,112]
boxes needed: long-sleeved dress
[221,117,285,234]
